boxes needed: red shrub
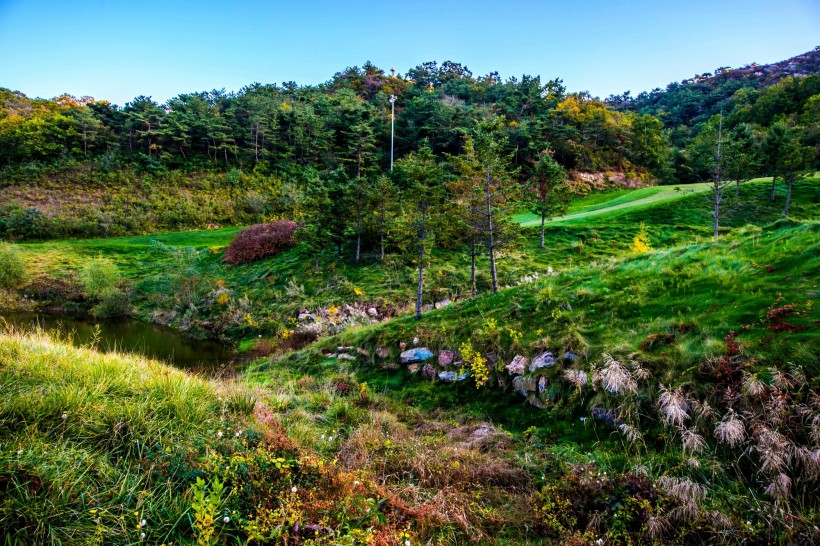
[222,221,297,264]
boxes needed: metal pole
[389,94,396,171]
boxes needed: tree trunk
[380,206,385,260]
[416,207,426,320]
[470,238,476,295]
[355,212,361,264]
[540,211,546,249]
[713,188,720,242]
[314,256,319,273]
[735,180,740,206]
[254,122,259,164]
[783,177,793,217]
[770,176,777,201]
[485,163,498,294]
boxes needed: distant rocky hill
[608,47,820,128]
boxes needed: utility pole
[389,94,397,171]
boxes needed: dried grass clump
[563,368,588,389]
[594,354,637,395]
[715,410,746,448]
[742,371,766,397]
[681,428,706,454]
[657,385,690,427]
[755,426,791,474]
[764,473,792,501]
[658,476,706,523]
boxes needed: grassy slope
[16,178,818,337]
[4,179,819,544]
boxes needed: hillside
[3,178,818,544]
[608,47,820,128]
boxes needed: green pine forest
[0,49,818,545]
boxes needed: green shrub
[79,257,122,299]
[93,291,130,319]
[0,243,27,289]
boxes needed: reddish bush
[222,221,297,264]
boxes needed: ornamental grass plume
[764,473,792,501]
[714,410,746,448]
[563,368,588,389]
[742,371,766,397]
[755,426,791,474]
[681,428,706,454]
[657,385,690,427]
[658,476,706,523]
[595,354,637,395]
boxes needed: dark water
[0,312,236,372]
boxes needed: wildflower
[328,436,333,441]
[235,431,242,437]
[223,516,230,523]
[140,533,145,539]
[320,434,325,440]
[61,413,67,420]
[139,519,146,527]
[405,541,411,546]
[217,431,223,438]
[291,486,297,493]
[353,480,360,486]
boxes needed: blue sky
[1,0,818,106]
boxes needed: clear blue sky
[1,0,818,106]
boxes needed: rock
[399,342,406,350]
[438,350,455,367]
[439,371,469,382]
[562,351,578,363]
[527,396,548,409]
[380,362,400,370]
[337,353,356,361]
[434,299,451,309]
[356,347,369,357]
[505,355,529,375]
[376,346,390,358]
[537,376,548,393]
[591,407,620,426]
[400,347,434,363]
[422,363,437,380]
[529,352,555,372]
[407,363,420,374]
[512,376,537,394]
[367,307,378,317]
[297,313,315,322]
[326,353,339,359]
[413,337,419,344]
[337,346,351,353]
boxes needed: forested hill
[0,61,670,183]
[607,47,820,131]
[0,54,817,240]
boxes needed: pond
[0,311,237,373]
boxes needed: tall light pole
[389,94,397,171]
